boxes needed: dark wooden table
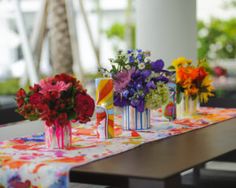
[70,118,236,188]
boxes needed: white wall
[136,0,197,66]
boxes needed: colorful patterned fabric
[1,107,236,188]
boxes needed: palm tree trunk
[48,0,73,74]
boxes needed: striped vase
[122,106,151,130]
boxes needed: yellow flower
[172,57,192,68]
[199,76,214,103]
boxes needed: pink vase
[44,122,72,149]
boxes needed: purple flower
[129,56,134,63]
[131,70,141,79]
[114,93,129,107]
[151,59,164,72]
[131,99,145,112]
[122,90,129,98]
[137,100,145,112]
[130,99,139,106]
[137,49,142,53]
[127,49,133,54]
[114,68,135,92]
[147,81,156,89]
[136,84,142,90]
[161,70,173,75]
[155,75,169,83]
[137,54,143,62]
[141,70,151,78]
[128,88,136,95]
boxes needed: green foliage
[105,22,125,40]
[198,59,213,75]
[105,22,136,49]
[197,18,236,60]
[223,0,236,9]
[0,79,20,95]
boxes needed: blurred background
[0,0,236,124]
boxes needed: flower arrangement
[99,49,170,112]
[16,73,95,127]
[170,57,214,103]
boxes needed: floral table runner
[1,107,236,188]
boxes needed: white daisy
[125,64,131,70]
[138,63,145,70]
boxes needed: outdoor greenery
[198,18,236,60]
[105,22,125,41]
[198,0,236,60]
[106,17,236,61]
[105,22,136,50]
[0,79,20,95]
[224,0,236,8]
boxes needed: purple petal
[141,70,151,78]
[151,59,164,72]
[137,100,145,112]
[147,81,156,89]
[114,93,128,107]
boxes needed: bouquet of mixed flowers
[170,57,214,103]
[16,74,95,127]
[99,49,171,112]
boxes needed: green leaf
[28,114,39,121]
[68,111,76,120]
[176,86,182,104]
[191,94,198,100]
[168,65,175,70]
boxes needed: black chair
[0,95,24,124]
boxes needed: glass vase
[162,81,177,121]
[177,95,199,119]
[162,101,176,121]
[122,106,151,130]
[44,122,72,149]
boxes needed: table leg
[193,164,205,185]
[128,174,181,188]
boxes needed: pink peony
[114,68,135,92]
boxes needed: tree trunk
[48,0,73,74]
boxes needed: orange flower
[188,86,199,96]
[176,67,188,83]
[177,67,198,83]
[173,57,214,103]
[188,67,199,80]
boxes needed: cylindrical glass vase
[177,95,199,119]
[122,106,151,130]
[44,122,72,149]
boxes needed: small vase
[162,81,177,121]
[122,106,151,130]
[44,122,72,149]
[162,101,176,121]
[177,95,199,119]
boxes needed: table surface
[71,118,236,182]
